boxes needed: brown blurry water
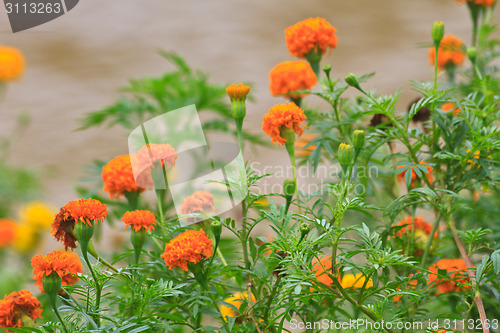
[0,0,494,208]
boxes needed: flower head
[161,230,213,271]
[121,210,156,232]
[262,103,306,146]
[269,61,317,99]
[393,216,438,255]
[0,290,42,329]
[458,0,495,7]
[219,292,256,319]
[340,273,373,289]
[0,218,16,248]
[0,46,25,82]
[428,34,466,70]
[61,198,107,227]
[179,191,217,216]
[311,255,338,289]
[285,18,337,58]
[225,83,250,101]
[31,251,82,293]
[397,161,434,188]
[13,224,37,253]
[18,201,54,230]
[102,155,152,199]
[51,207,77,250]
[442,102,461,116]
[428,258,471,294]
[136,143,178,171]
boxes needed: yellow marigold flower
[428,34,466,70]
[0,46,25,82]
[102,154,152,199]
[262,103,307,146]
[269,61,317,99]
[0,290,42,329]
[18,201,55,229]
[220,291,256,319]
[0,218,16,248]
[13,224,38,252]
[31,250,83,293]
[121,210,156,232]
[340,273,373,289]
[285,18,337,58]
[161,229,213,271]
[225,83,250,101]
[62,198,108,226]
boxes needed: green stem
[420,210,443,268]
[285,141,302,214]
[433,41,440,91]
[241,200,251,270]
[81,243,101,327]
[263,275,282,322]
[48,293,69,333]
[235,118,244,152]
[87,240,118,273]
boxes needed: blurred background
[0,0,489,207]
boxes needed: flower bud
[280,126,296,145]
[283,178,296,199]
[211,220,222,244]
[300,222,311,237]
[322,64,332,77]
[432,21,445,45]
[467,47,477,64]
[338,143,354,173]
[42,272,62,295]
[352,130,365,150]
[131,229,146,250]
[226,83,250,120]
[345,73,360,89]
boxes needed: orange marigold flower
[428,34,466,70]
[136,143,178,171]
[269,61,317,99]
[295,133,317,157]
[393,216,438,255]
[0,218,16,248]
[0,290,42,329]
[31,251,82,293]
[121,210,156,232]
[179,191,217,216]
[161,230,213,271]
[442,102,461,116]
[458,0,495,7]
[61,198,107,227]
[428,258,472,294]
[311,255,338,290]
[262,103,307,146]
[219,292,256,319]
[285,18,337,58]
[102,155,152,199]
[226,83,250,101]
[0,46,25,82]
[397,161,434,188]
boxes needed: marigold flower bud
[131,229,146,251]
[345,73,360,89]
[467,47,477,63]
[352,130,365,150]
[338,143,354,173]
[42,272,62,296]
[322,64,332,76]
[432,21,445,46]
[300,222,311,237]
[211,220,222,244]
[283,178,296,199]
[74,222,94,245]
[280,126,296,145]
[226,83,250,120]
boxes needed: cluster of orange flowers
[269,61,317,98]
[161,229,213,271]
[262,103,307,146]
[31,250,83,293]
[397,161,434,188]
[0,290,42,329]
[285,17,337,58]
[428,34,466,70]
[121,210,156,232]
